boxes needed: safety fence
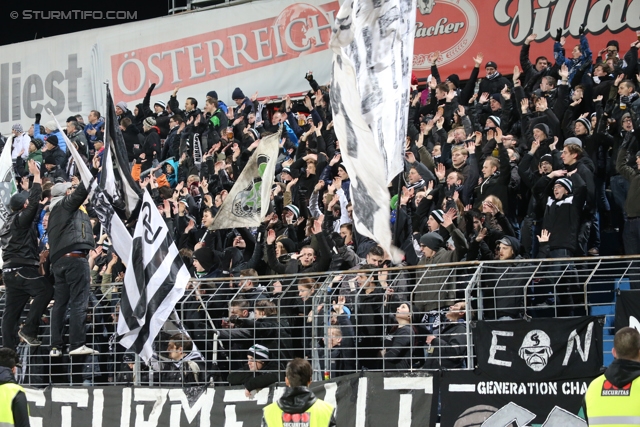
[5,255,640,388]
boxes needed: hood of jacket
[135,104,146,120]
[124,124,140,136]
[277,386,318,413]
[604,358,640,388]
[0,366,15,385]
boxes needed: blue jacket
[33,125,66,153]
[84,119,104,143]
[554,34,592,82]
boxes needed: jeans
[50,256,91,351]
[577,218,593,257]
[521,216,542,259]
[623,218,640,255]
[548,248,581,316]
[611,175,630,227]
[1,266,53,350]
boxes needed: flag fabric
[209,131,280,230]
[46,108,94,186]
[118,189,191,362]
[0,136,17,268]
[0,136,17,230]
[104,86,142,218]
[329,0,415,261]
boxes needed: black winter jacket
[48,181,96,263]
[0,183,42,267]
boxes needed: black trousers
[2,266,53,350]
[50,256,91,351]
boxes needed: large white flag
[329,0,415,260]
[117,189,191,362]
[209,131,280,230]
[0,136,17,230]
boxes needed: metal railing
[5,255,638,387]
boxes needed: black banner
[615,290,640,332]
[440,370,594,426]
[473,317,603,381]
[24,372,436,427]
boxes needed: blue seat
[590,304,615,333]
[603,340,614,367]
[616,278,630,292]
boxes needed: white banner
[210,131,280,230]
[0,0,339,132]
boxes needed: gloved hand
[579,24,585,36]
[35,113,41,124]
[555,28,562,42]
[305,71,313,81]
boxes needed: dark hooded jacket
[0,366,30,427]
[583,359,640,422]
[262,387,337,426]
[122,123,144,162]
[481,236,535,319]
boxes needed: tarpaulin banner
[473,317,604,382]
[615,290,640,332]
[0,0,638,131]
[24,371,437,427]
[440,370,595,426]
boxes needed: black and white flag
[329,0,415,261]
[117,189,191,362]
[103,86,141,218]
[473,317,603,381]
[615,290,640,332]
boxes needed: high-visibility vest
[584,373,640,426]
[263,399,334,427]
[0,382,26,427]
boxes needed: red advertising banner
[412,0,640,80]
[111,2,339,103]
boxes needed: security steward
[0,159,53,349]
[262,358,336,427]
[583,327,640,425]
[0,347,30,427]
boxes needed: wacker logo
[601,380,632,396]
[494,0,640,44]
[413,0,479,69]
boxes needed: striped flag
[117,189,191,362]
[103,86,141,218]
[329,0,415,262]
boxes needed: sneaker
[50,347,62,357]
[69,345,99,356]
[18,330,41,347]
[588,248,600,256]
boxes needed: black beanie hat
[10,192,29,211]
[419,232,445,251]
[46,135,59,146]
[193,248,218,272]
[533,123,551,138]
[446,74,460,89]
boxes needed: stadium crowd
[0,28,640,388]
